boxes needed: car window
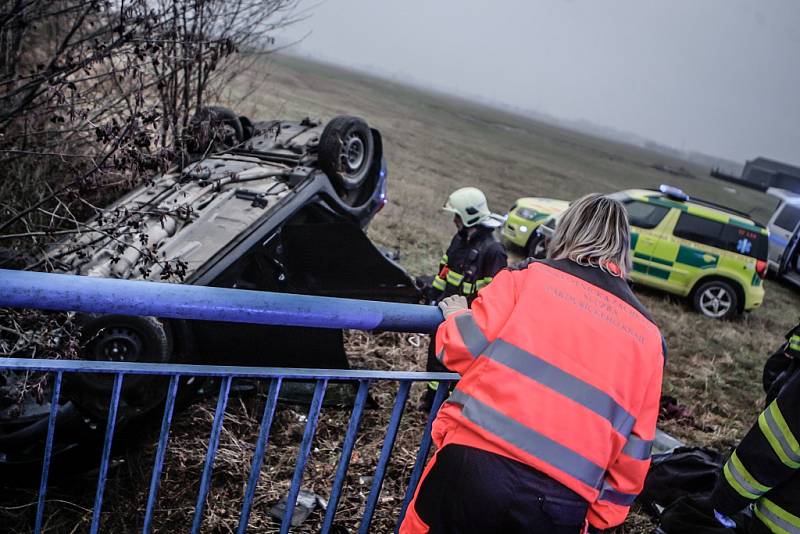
[674,213,768,259]
[774,204,800,231]
[623,200,669,229]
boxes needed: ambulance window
[774,205,800,231]
[623,200,669,229]
[674,213,725,247]
[674,213,768,259]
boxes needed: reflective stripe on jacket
[432,259,665,530]
[789,331,800,358]
[711,365,800,533]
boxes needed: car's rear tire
[318,116,375,205]
[186,106,244,154]
[692,279,739,319]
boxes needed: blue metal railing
[0,269,456,533]
[0,269,442,333]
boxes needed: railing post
[321,380,370,533]
[143,375,181,534]
[237,377,283,534]
[280,380,328,534]
[34,371,62,534]
[359,380,412,534]
[395,381,451,532]
[90,373,124,534]
[191,376,233,534]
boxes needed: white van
[767,190,800,266]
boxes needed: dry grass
[3,55,798,533]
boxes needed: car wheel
[75,315,173,388]
[692,280,739,319]
[186,106,244,154]
[69,315,176,418]
[526,233,547,259]
[318,116,375,205]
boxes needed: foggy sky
[280,0,800,166]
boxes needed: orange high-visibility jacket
[432,258,665,529]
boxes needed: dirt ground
[5,55,799,533]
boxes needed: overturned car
[0,109,420,474]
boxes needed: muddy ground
[3,55,799,533]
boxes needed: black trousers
[414,444,589,534]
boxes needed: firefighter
[763,322,800,404]
[420,187,507,410]
[709,321,800,534]
[400,194,666,533]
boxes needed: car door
[779,222,800,287]
[769,202,800,267]
[623,199,673,284]
[651,211,728,294]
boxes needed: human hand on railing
[438,295,467,319]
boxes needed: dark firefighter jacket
[430,226,507,302]
[432,259,666,529]
[710,324,800,534]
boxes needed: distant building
[740,157,800,194]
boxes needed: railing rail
[0,270,457,533]
[0,268,441,333]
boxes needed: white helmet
[443,187,493,227]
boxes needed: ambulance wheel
[692,280,738,319]
[526,233,547,259]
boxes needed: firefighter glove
[438,295,468,319]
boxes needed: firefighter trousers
[400,444,589,534]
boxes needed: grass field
[232,54,800,531]
[7,54,797,533]
[238,53,799,444]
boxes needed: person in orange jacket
[399,194,667,534]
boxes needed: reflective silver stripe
[755,501,800,534]
[726,458,768,498]
[763,404,800,465]
[448,390,606,489]
[455,312,489,359]
[485,340,635,435]
[436,348,446,364]
[598,481,637,506]
[622,435,652,461]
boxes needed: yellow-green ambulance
[537,186,770,319]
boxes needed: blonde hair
[547,193,631,276]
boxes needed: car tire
[526,233,547,259]
[692,280,739,319]
[75,314,173,389]
[318,116,375,204]
[67,315,176,419]
[186,106,244,154]
[238,114,255,140]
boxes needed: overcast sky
[280,0,800,166]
